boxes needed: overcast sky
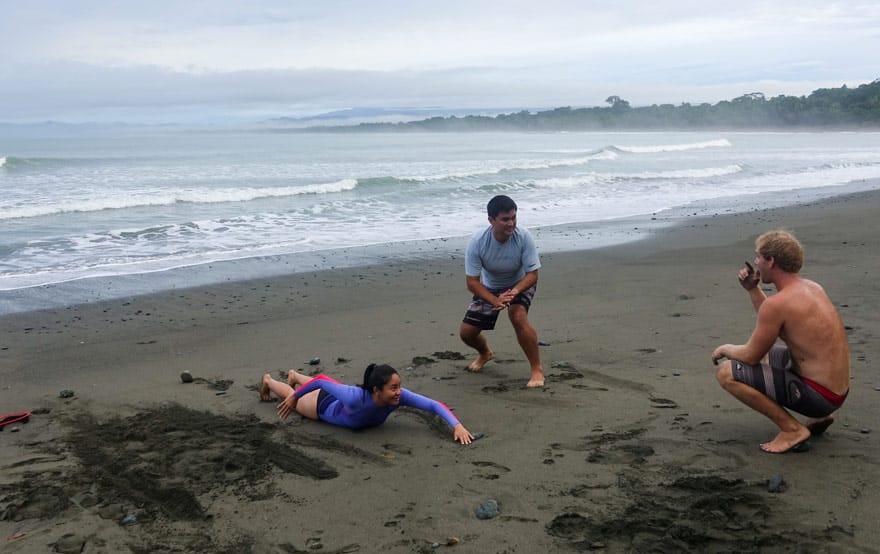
[1,1,878,124]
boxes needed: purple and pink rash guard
[292,374,460,430]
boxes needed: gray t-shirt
[465,226,541,290]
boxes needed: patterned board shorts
[730,345,842,418]
[462,285,536,330]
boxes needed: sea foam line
[0,179,358,220]
[612,139,732,153]
[526,165,744,189]
[404,150,617,182]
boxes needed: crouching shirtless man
[712,230,850,453]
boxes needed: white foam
[0,179,358,220]
[405,150,615,181]
[614,139,732,153]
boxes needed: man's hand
[711,344,730,365]
[738,261,760,291]
[496,288,519,308]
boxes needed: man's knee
[715,361,735,388]
[507,305,530,327]
[459,322,480,341]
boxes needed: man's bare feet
[465,351,494,372]
[526,368,545,388]
[806,415,834,437]
[259,373,273,402]
[759,427,811,453]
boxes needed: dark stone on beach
[98,504,125,520]
[860,428,870,434]
[475,499,499,520]
[180,370,193,383]
[538,340,551,346]
[433,351,466,360]
[59,389,75,398]
[336,357,350,363]
[54,534,87,554]
[767,473,786,493]
[308,357,321,365]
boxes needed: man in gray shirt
[460,195,544,388]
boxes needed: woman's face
[373,373,402,406]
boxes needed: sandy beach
[1,188,879,553]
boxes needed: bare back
[773,278,850,393]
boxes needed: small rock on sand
[53,534,87,554]
[475,499,499,519]
[180,370,194,383]
[767,473,786,493]
[58,389,75,398]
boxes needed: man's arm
[746,287,768,312]
[498,270,538,305]
[739,261,767,312]
[466,274,506,310]
[712,297,784,364]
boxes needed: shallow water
[2,127,880,313]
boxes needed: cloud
[1,1,878,123]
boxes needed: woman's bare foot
[287,369,301,387]
[259,373,273,401]
[759,427,811,453]
[465,350,494,372]
[526,367,545,388]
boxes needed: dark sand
[1,189,878,553]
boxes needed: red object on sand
[0,410,31,429]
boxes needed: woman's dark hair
[362,363,399,392]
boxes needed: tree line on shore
[319,79,880,131]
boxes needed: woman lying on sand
[260,363,475,445]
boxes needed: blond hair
[756,229,804,273]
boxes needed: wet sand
[1,188,879,553]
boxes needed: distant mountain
[262,106,544,127]
[294,79,880,132]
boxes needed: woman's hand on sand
[453,423,474,445]
[277,393,297,419]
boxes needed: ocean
[2,127,880,314]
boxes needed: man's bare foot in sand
[806,415,834,436]
[259,373,273,402]
[466,350,494,372]
[759,426,811,453]
[526,368,545,388]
